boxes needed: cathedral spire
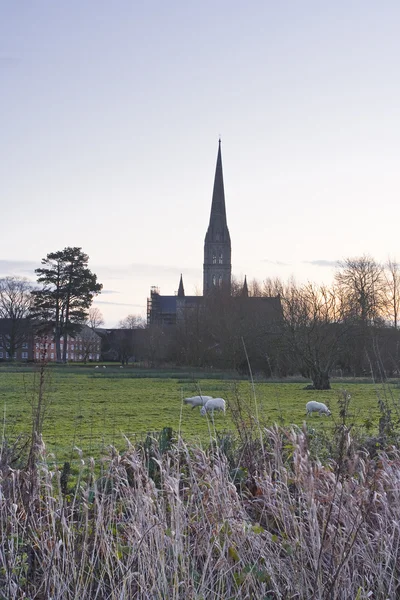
[209,138,227,222]
[177,274,185,297]
[203,140,232,295]
[242,275,249,297]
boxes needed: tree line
[2,251,400,386]
[143,255,400,389]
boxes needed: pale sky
[1,1,400,327]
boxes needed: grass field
[0,363,398,465]
[1,364,400,598]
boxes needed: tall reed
[0,422,399,599]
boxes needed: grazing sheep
[184,395,213,409]
[95,365,99,369]
[200,397,226,416]
[102,365,107,369]
[306,401,331,416]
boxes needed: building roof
[157,296,178,313]
[0,317,33,335]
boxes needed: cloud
[0,260,37,279]
[261,259,290,267]
[303,260,339,268]
[95,300,143,308]
[0,259,200,282]
[94,262,201,280]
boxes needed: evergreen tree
[32,247,102,362]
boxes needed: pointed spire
[203,140,231,295]
[242,275,249,297]
[177,274,185,297]
[209,138,227,221]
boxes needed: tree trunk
[311,368,331,390]
[62,333,68,363]
[55,328,62,362]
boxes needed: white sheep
[95,365,99,369]
[184,395,213,409]
[306,401,331,417]
[102,365,106,369]
[200,397,226,416]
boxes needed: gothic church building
[147,141,281,326]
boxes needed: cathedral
[147,141,281,326]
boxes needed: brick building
[0,319,101,362]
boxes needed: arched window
[219,275,223,286]
[212,275,217,286]
[212,253,217,264]
[218,253,223,264]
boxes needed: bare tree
[334,256,389,377]
[77,308,103,363]
[173,302,210,366]
[87,307,105,330]
[102,314,146,365]
[233,275,280,298]
[0,276,33,360]
[146,324,171,367]
[248,278,263,297]
[383,257,400,329]
[118,314,146,329]
[281,281,348,389]
[230,276,244,297]
[262,276,285,298]
[335,255,386,325]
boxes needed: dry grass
[1,420,400,599]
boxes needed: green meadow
[0,363,397,465]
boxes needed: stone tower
[203,140,232,294]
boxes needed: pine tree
[32,247,102,362]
